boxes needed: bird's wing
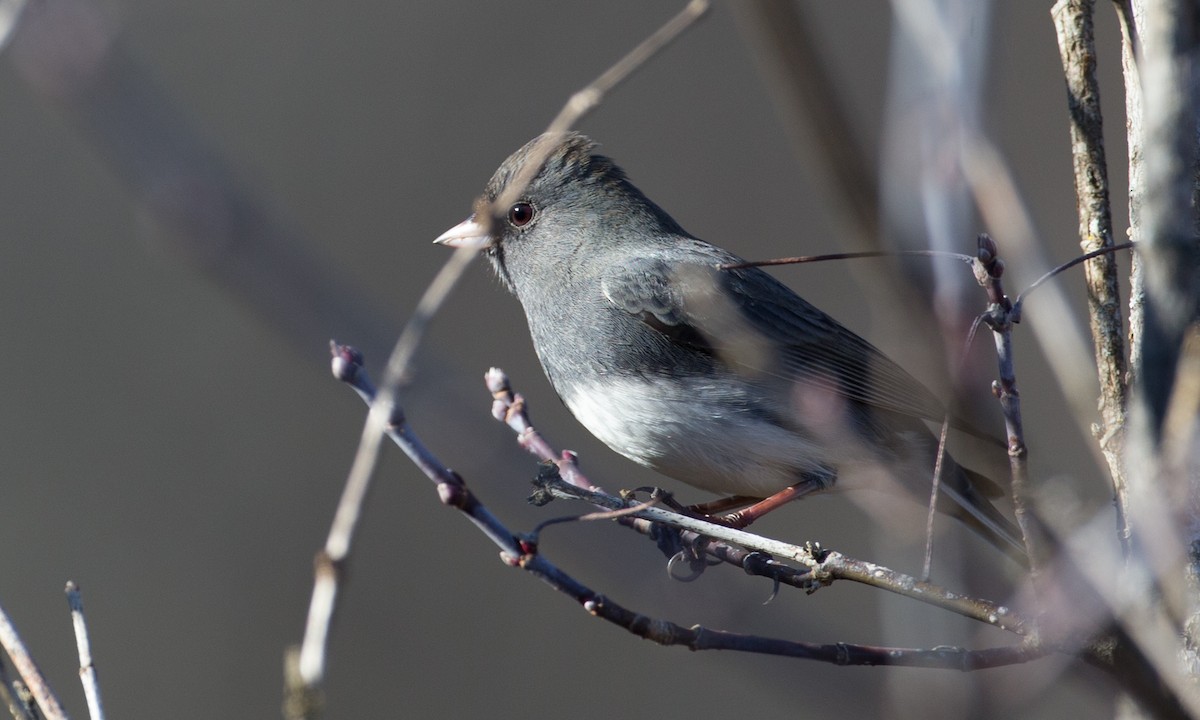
[601,256,953,428]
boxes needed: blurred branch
[729,1,879,251]
[1128,0,1200,429]
[1052,0,1130,555]
[285,5,710,715]
[4,0,395,360]
[1122,0,1200,704]
[0,0,26,51]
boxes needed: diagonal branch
[286,5,711,715]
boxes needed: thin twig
[64,584,103,720]
[0,601,67,720]
[1052,0,1130,555]
[718,248,973,271]
[972,237,1051,594]
[922,417,952,581]
[1013,242,1135,309]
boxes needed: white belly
[560,376,833,498]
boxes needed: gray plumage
[437,132,1024,560]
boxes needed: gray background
[0,1,1128,718]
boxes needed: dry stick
[64,583,103,720]
[333,345,1039,669]
[1114,0,1145,376]
[0,601,67,720]
[486,367,1032,636]
[287,3,711,714]
[1051,0,1131,556]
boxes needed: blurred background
[0,1,1131,717]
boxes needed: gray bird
[437,132,1023,560]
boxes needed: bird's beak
[433,214,493,249]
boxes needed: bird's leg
[716,482,823,529]
[688,495,758,515]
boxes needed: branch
[972,236,1055,600]
[728,1,879,252]
[285,4,710,713]
[64,583,104,720]
[333,344,1044,673]
[1052,0,1130,555]
[486,367,1031,637]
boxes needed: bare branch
[64,583,103,720]
[972,236,1056,601]
[488,366,1032,636]
[1052,0,1130,552]
[336,345,1044,674]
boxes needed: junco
[437,132,1023,559]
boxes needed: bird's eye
[508,202,535,227]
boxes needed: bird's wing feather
[601,256,952,427]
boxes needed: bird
[436,132,1023,561]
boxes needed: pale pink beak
[433,215,493,249]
